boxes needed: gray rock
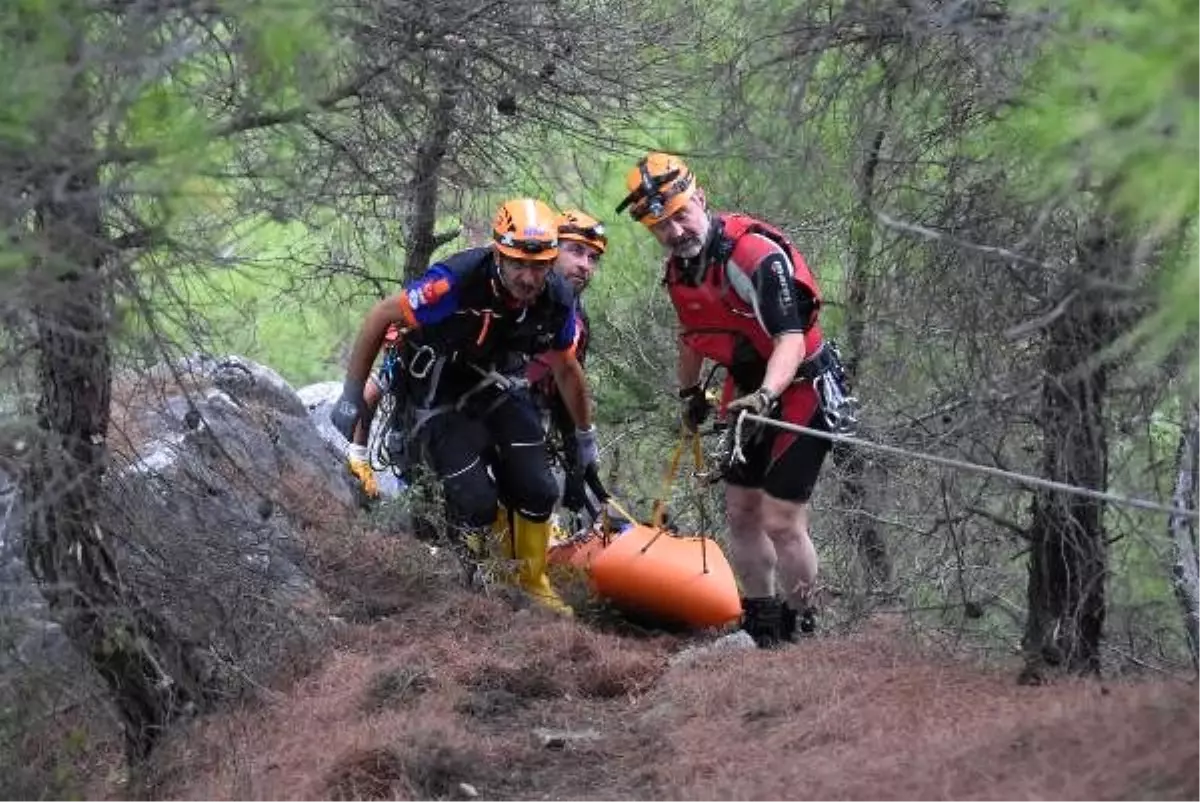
[108,363,359,605]
[180,354,309,418]
[532,726,601,749]
[0,467,75,674]
[667,630,757,668]
[297,381,408,500]
[2,355,361,688]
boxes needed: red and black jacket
[664,212,824,425]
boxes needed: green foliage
[0,0,75,147]
[1003,0,1199,354]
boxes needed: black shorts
[724,406,831,503]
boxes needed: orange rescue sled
[547,527,608,572]
[549,430,742,630]
[587,523,742,629]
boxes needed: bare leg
[760,493,818,608]
[724,484,776,598]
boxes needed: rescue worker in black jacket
[330,198,600,615]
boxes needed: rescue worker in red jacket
[616,152,852,646]
[330,198,599,615]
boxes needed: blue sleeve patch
[400,265,459,327]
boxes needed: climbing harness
[802,342,860,436]
[370,342,532,482]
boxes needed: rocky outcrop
[2,354,363,682]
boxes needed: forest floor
[110,517,1198,802]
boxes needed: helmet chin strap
[493,264,535,312]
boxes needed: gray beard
[668,238,704,260]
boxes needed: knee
[443,460,498,527]
[505,467,558,523]
[761,499,805,543]
[726,523,777,582]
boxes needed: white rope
[734,412,1200,521]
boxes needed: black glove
[561,462,589,513]
[563,461,608,522]
[679,384,712,432]
[583,463,609,502]
[330,377,366,441]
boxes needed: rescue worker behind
[616,152,847,647]
[330,198,602,616]
[525,209,607,520]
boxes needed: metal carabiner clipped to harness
[812,342,860,435]
[406,345,438,379]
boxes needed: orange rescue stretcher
[548,431,742,629]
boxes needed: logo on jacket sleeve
[408,277,452,310]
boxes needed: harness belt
[404,347,531,441]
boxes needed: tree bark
[1168,402,1199,667]
[1020,223,1119,683]
[833,73,893,593]
[401,63,462,281]
[19,39,213,763]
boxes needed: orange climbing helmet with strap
[492,198,559,262]
[556,208,608,254]
[615,152,697,226]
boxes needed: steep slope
[138,524,1198,802]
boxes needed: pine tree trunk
[20,46,212,762]
[1020,225,1117,683]
[1168,402,1200,667]
[834,77,893,593]
[402,63,461,281]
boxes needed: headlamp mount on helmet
[494,231,558,256]
[559,222,606,243]
[615,158,685,222]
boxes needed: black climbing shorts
[724,406,831,504]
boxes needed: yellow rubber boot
[512,513,573,616]
[492,504,512,555]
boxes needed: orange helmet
[492,198,559,261]
[556,209,607,254]
[615,152,697,226]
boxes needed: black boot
[781,600,817,642]
[741,596,786,648]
